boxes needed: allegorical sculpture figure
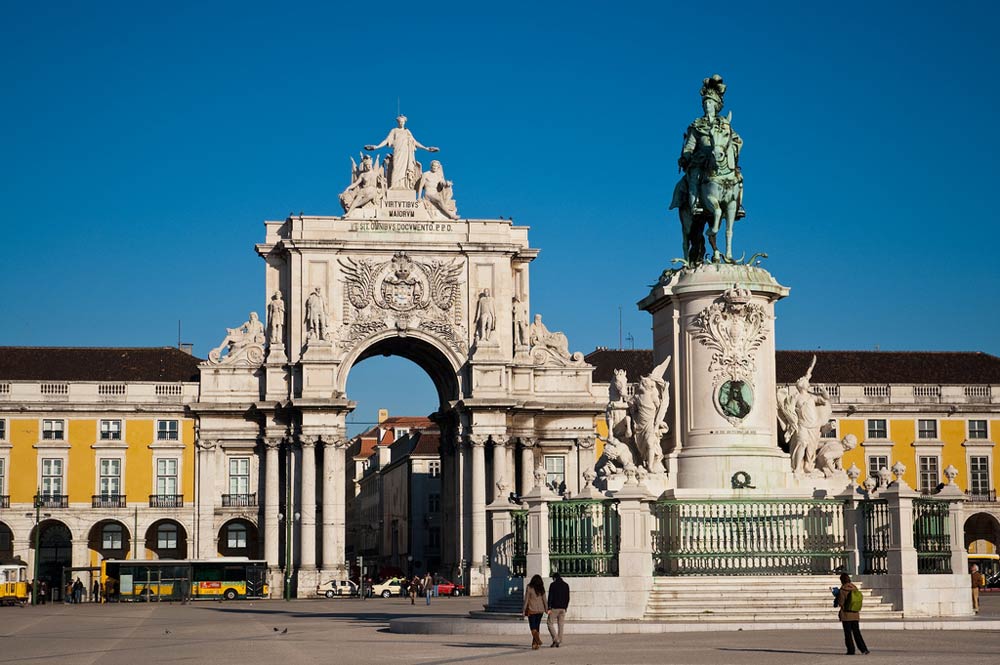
[208,312,265,365]
[625,356,671,473]
[669,74,745,263]
[777,356,833,474]
[815,434,859,478]
[340,153,386,214]
[529,314,570,359]
[365,115,439,190]
[598,369,638,476]
[417,160,460,220]
[267,290,285,344]
[305,287,329,341]
[474,288,496,342]
[512,296,529,348]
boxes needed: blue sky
[2,1,997,434]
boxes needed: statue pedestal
[639,263,791,491]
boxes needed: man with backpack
[835,573,869,655]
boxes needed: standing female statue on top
[365,115,439,190]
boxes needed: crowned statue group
[339,115,460,221]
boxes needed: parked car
[316,579,358,598]
[370,577,405,598]
[435,578,465,596]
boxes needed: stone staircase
[645,576,902,622]
[469,591,524,620]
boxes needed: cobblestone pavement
[0,593,998,665]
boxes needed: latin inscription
[349,220,454,233]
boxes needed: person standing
[92,578,101,603]
[423,572,434,606]
[409,575,420,605]
[39,580,48,605]
[73,577,84,604]
[835,573,870,655]
[971,564,986,613]
[522,575,548,650]
[547,573,570,648]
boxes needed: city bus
[969,553,1000,580]
[0,564,29,606]
[101,558,268,601]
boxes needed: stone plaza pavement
[0,594,998,665]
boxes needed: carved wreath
[689,287,768,385]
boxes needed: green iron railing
[913,498,951,574]
[511,510,528,578]
[651,499,847,575]
[548,500,619,576]
[860,499,889,575]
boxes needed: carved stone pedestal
[640,263,791,491]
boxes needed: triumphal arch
[192,116,604,595]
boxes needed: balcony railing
[0,495,9,508]
[34,494,68,508]
[92,494,126,508]
[222,493,257,507]
[966,490,997,503]
[149,494,184,508]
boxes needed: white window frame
[544,455,566,491]
[866,419,888,440]
[99,458,122,496]
[41,458,64,496]
[157,523,178,549]
[917,455,940,494]
[99,419,123,441]
[156,420,180,441]
[428,460,441,478]
[155,457,180,497]
[227,523,247,549]
[917,418,938,439]
[228,457,250,495]
[969,455,991,496]
[969,420,989,440]
[0,457,5,496]
[0,418,7,441]
[42,419,65,441]
[867,454,890,488]
[101,523,123,550]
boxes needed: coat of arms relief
[689,285,769,425]
[338,252,468,355]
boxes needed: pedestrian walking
[835,573,870,655]
[546,572,570,647]
[39,580,48,605]
[73,577,84,604]
[522,574,548,650]
[423,572,434,606]
[92,578,101,603]
[971,564,986,613]
[409,575,420,605]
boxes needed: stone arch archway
[0,521,14,563]
[965,511,1000,553]
[87,519,131,562]
[29,520,72,596]
[218,519,259,558]
[145,519,188,559]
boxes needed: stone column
[491,438,507,503]
[486,501,516,607]
[195,439,218,558]
[884,475,919,577]
[936,479,970,580]
[321,436,347,574]
[519,438,536,497]
[575,436,595,495]
[523,482,553,581]
[299,438,318,570]
[469,435,488,586]
[263,437,282,569]
[610,481,656,620]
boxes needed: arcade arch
[218,519,258,558]
[965,511,1000,554]
[87,519,131,562]
[0,521,13,562]
[145,519,188,559]
[30,520,72,592]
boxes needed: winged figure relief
[338,257,380,310]
[419,259,464,311]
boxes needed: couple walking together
[522,573,570,649]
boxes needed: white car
[370,577,404,598]
[316,579,358,598]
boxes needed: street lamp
[27,488,51,606]
[277,510,300,602]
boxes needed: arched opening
[145,520,188,560]
[343,334,461,584]
[87,520,131,562]
[965,512,1000,577]
[218,519,258,558]
[30,520,72,598]
[0,521,13,563]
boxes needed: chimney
[377,408,389,424]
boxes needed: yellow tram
[0,564,29,606]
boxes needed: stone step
[646,601,894,612]
[468,610,523,621]
[651,577,865,587]
[642,612,904,622]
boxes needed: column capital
[323,437,349,450]
[300,437,319,449]
[575,435,596,450]
[263,436,283,451]
[467,434,489,448]
[195,438,217,452]
[519,436,537,448]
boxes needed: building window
[102,523,123,550]
[428,461,441,478]
[100,420,122,441]
[917,419,937,439]
[868,455,889,488]
[227,523,247,549]
[970,456,991,496]
[156,459,178,496]
[99,459,121,496]
[42,420,65,441]
[428,493,440,513]
[156,420,179,441]
[157,523,178,549]
[229,458,250,495]
[969,420,988,440]
[428,527,441,549]
[544,456,566,492]
[866,419,887,439]
[0,458,5,496]
[918,456,939,494]
[0,419,6,441]
[41,458,64,496]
